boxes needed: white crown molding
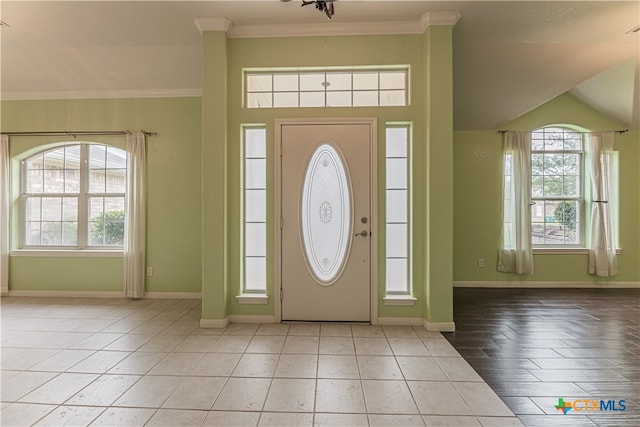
[229,21,425,39]
[1,88,202,101]
[194,12,461,39]
[420,11,462,31]
[194,18,233,34]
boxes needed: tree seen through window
[531,127,583,245]
[22,143,127,248]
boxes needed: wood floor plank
[445,288,640,425]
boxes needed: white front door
[280,122,373,322]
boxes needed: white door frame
[274,117,378,324]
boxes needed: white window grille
[243,127,267,292]
[22,144,127,249]
[530,127,584,246]
[246,68,408,108]
[385,125,410,294]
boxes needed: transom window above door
[245,67,408,108]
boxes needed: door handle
[354,230,369,238]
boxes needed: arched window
[530,126,584,246]
[22,143,127,248]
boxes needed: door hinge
[280,217,283,229]
[280,145,283,157]
[280,289,284,301]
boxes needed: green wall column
[201,31,229,322]
[423,24,455,327]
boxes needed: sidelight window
[385,125,410,295]
[243,127,267,292]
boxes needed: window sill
[236,293,270,305]
[533,248,623,255]
[383,295,417,306]
[10,250,123,258]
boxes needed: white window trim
[20,143,127,251]
[10,249,122,258]
[236,293,270,305]
[383,295,417,306]
[384,124,411,297]
[241,126,268,296]
[531,126,585,247]
[245,67,409,109]
[529,127,622,253]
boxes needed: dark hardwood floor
[444,288,640,427]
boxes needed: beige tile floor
[1,297,523,426]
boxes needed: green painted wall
[2,97,203,293]
[422,26,454,324]
[453,94,640,283]
[201,32,230,320]
[9,257,124,292]
[203,29,452,321]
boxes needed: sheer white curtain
[124,132,146,298]
[498,131,534,274]
[1,135,9,294]
[588,132,617,277]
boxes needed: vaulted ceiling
[1,1,638,130]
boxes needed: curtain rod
[498,129,628,134]
[1,130,157,138]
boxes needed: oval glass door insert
[301,143,352,284]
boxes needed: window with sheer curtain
[530,127,585,246]
[22,144,127,249]
[500,126,619,276]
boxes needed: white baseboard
[144,292,201,299]
[229,314,279,324]
[376,316,423,326]
[199,315,278,328]
[423,320,456,332]
[453,281,640,288]
[5,290,203,299]
[7,290,125,298]
[200,318,230,328]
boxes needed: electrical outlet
[477,258,485,268]
[146,267,153,276]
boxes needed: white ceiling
[1,0,638,130]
